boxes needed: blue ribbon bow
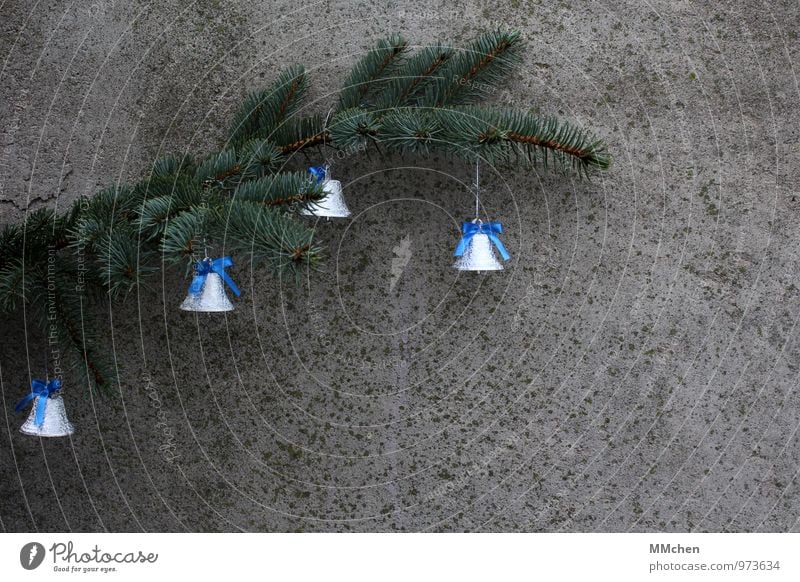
[454,221,511,261]
[308,166,327,184]
[15,378,63,427]
[188,256,241,298]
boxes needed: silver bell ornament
[301,165,351,219]
[453,219,510,272]
[452,161,510,272]
[180,256,240,312]
[15,378,75,437]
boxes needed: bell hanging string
[452,159,511,272]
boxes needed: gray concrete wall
[1,0,799,531]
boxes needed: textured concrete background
[1,0,799,532]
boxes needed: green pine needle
[233,171,325,209]
[329,108,381,150]
[229,65,309,144]
[376,43,455,109]
[211,200,321,271]
[423,30,523,107]
[160,207,208,261]
[274,113,329,154]
[338,34,409,110]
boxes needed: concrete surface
[1,0,799,532]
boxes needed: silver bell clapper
[301,165,352,219]
[15,377,75,437]
[179,254,240,312]
[453,160,511,272]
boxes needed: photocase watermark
[397,6,448,21]
[389,234,413,292]
[87,0,123,19]
[71,196,91,296]
[50,541,157,574]
[142,372,180,464]
[396,2,536,27]
[452,74,495,96]
[305,299,337,356]
[19,542,46,570]
[45,245,63,378]
[342,354,407,373]
[44,196,90,378]
[21,540,158,574]
[318,141,367,174]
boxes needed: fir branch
[211,201,321,271]
[237,139,286,178]
[0,223,21,270]
[137,197,175,239]
[137,181,206,240]
[274,113,330,154]
[423,30,523,107]
[329,108,381,150]
[196,149,241,189]
[377,44,454,108]
[233,171,325,209]
[0,258,26,312]
[49,304,114,392]
[151,154,196,178]
[435,106,611,173]
[81,185,143,225]
[133,174,193,200]
[338,34,409,110]
[68,216,107,254]
[350,106,610,175]
[18,208,58,243]
[10,209,63,263]
[1,203,81,272]
[28,270,115,391]
[160,207,209,262]
[379,109,442,154]
[0,29,611,396]
[96,231,158,298]
[229,65,309,144]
